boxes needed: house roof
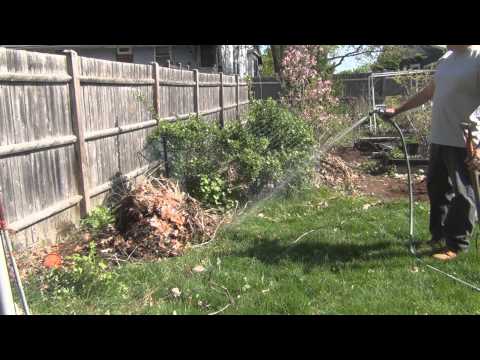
[2,45,174,50]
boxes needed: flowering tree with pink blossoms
[280,45,344,135]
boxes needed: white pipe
[0,233,15,315]
[1,231,30,314]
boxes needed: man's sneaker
[432,249,458,261]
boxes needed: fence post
[235,74,240,121]
[64,50,91,217]
[152,62,170,177]
[219,72,224,128]
[194,69,200,117]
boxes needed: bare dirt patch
[334,147,428,202]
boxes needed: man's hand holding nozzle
[378,107,397,121]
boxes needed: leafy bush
[146,99,315,206]
[80,206,115,234]
[242,99,316,193]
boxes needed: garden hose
[375,110,480,292]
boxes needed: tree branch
[327,46,384,69]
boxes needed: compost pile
[71,176,220,263]
[105,177,220,260]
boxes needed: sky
[333,55,365,73]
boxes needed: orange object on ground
[43,253,62,269]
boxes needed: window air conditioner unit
[117,47,133,55]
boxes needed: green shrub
[146,99,315,206]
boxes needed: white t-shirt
[431,47,480,148]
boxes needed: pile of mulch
[314,153,361,192]
[108,177,221,260]
[14,176,223,279]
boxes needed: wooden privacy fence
[252,76,282,100]
[0,47,249,248]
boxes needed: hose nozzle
[371,105,393,123]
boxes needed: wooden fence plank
[10,195,83,232]
[194,69,200,116]
[64,50,91,217]
[80,76,154,85]
[235,74,240,120]
[0,73,72,83]
[0,135,77,157]
[219,72,224,127]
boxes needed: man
[383,45,480,261]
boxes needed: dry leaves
[95,177,222,261]
[314,153,360,191]
[362,204,372,210]
[171,287,182,298]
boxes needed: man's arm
[384,80,435,117]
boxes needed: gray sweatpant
[427,143,478,252]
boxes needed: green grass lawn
[24,187,480,315]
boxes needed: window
[117,47,132,55]
[155,46,171,66]
[116,46,133,63]
[200,45,216,67]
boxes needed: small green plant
[80,206,115,233]
[39,242,125,300]
[359,160,380,175]
[198,174,236,209]
[358,159,395,176]
[391,148,405,159]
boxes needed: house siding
[3,45,260,76]
[133,47,155,64]
[73,48,116,61]
[219,45,256,77]
[171,45,197,67]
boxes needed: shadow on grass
[233,236,414,274]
